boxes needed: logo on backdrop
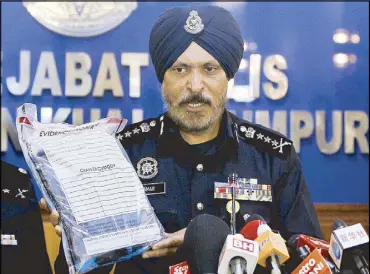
[22,2,137,37]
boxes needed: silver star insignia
[133,128,140,134]
[124,131,132,138]
[271,140,278,146]
[257,133,264,140]
[264,136,271,143]
[2,189,10,194]
[116,134,123,140]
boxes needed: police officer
[44,5,323,273]
[2,161,52,274]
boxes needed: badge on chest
[214,178,272,202]
[136,157,159,180]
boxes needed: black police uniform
[55,110,323,274]
[1,161,52,274]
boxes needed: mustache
[178,93,212,106]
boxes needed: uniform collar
[156,110,239,172]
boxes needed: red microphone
[240,220,265,241]
[295,234,330,259]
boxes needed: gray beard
[165,101,226,134]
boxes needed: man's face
[162,42,228,133]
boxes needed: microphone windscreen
[245,213,266,224]
[333,219,347,230]
[180,214,230,274]
[240,220,264,240]
[287,234,301,249]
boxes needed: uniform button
[197,202,204,211]
[196,164,203,171]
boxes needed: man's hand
[39,198,62,237]
[142,228,186,259]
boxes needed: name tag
[144,182,166,195]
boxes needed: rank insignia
[15,188,28,199]
[140,123,150,133]
[237,122,293,160]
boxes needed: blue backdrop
[1,2,369,203]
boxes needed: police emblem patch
[136,157,158,180]
[184,10,204,34]
[23,2,137,37]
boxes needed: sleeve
[274,146,324,240]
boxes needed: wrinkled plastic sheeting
[16,103,165,274]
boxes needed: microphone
[291,248,333,274]
[218,233,259,274]
[219,173,259,274]
[328,219,369,274]
[180,214,230,274]
[240,214,290,274]
[291,233,331,259]
[240,217,266,241]
[287,234,310,260]
[287,235,339,273]
[180,214,259,274]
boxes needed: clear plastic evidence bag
[16,103,165,274]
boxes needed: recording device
[328,219,369,274]
[289,233,331,259]
[229,173,239,235]
[240,214,290,274]
[218,233,259,274]
[218,173,259,274]
[287,234,339,273]
[290,248,333,274]
[180,214,259,274]
[180,214,230,274]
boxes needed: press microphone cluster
[180,214,259,274]
[240,214,290,274]
[180,214,369,274]
[287,234,339,273]
[178,173,369,274]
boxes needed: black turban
[149,5,244,83]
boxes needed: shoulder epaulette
[236,121,293,160]
[115,115,162,147]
